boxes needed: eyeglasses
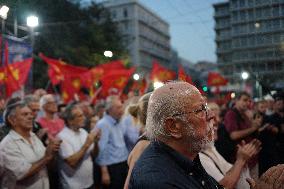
[172,103,209,118]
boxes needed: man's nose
[206,109,215,122]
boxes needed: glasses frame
[172,103,209,118]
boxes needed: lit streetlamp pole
[26,15,39,50]
[241,71,249,92]
[241,71,262,98]
[254,22,262,98]
[0,5,9,33]
[26,15,39,92]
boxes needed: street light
[133,73,140,81]
[26,15,38,27]
[0,5,9,33]
[26,15,39,50]
[104,50,113,58]
[254,22,260,29]
[0,5,9,19]
[241,71,249,80]
[241,71,262,98]
[241,71,249,94]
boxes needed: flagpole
[44,80,50,91]
[89,86,102,104]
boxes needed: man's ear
[7,115,15,127]
[164,118,182,139]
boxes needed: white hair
[39,94,54,110]
[146,81,199,141]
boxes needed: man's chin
[190,138,211,153]
[24,126,33,131]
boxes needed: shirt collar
[9,129,36,141]
[104,114,119,125]
[152,141,198,172]
[151,141,223,189]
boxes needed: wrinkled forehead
[15,105,32,114]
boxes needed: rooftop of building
[102,0,169,26]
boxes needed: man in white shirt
[57,102,100,189]
[0,98,61,189]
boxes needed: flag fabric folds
[207,72,228,86]
[129,78,147,95]
[150,61,176,82]
[40,53,91,102]
[0,58,33,97]
[40,54,133,101]
[39,53,89,85]
[100,67,135,97]
[178,65,193,84]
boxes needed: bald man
[129,81,221,189]
[128,81,284,189]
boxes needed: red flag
[5,58,33,97]
[150,61,176,82]
[82,60,125,89]
[61,74,83,103]
[207,72,228,86]
[86,60,126,98]
[82,67,104,88]
[100,67,135,98]
[129,78,147,95]
[39,53,89,85]
[0,67,5,84]
[178,65,193,84]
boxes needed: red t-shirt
[224,108,252,143]
[37,117,65,138]
[224,108,258,167]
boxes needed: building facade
[102,0,171,75]
[214,0,284,88]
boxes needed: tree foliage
[3,0,127,88]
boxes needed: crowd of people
[0,82,283,189]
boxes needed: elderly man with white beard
[129,81,284,189]
[129,81,222,189]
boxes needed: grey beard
[190,136,212,153]
[185,123,214,153]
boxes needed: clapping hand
[45,138,62,160]
[236,139,261,162]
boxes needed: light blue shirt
[121,115,140,152]
[95,114,128,166]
